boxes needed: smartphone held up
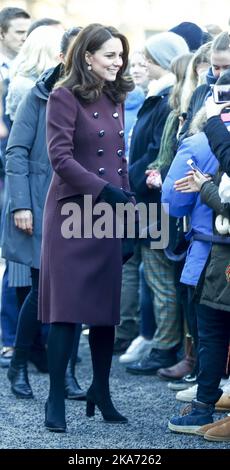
[213,84,230,104]
[186,158,206,176]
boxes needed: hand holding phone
[186,158,206,176]
[213,84,230,104]
[205,95,230,119]
[175,162,211,193]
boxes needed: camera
[213,84,230,103]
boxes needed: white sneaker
[119,335,153,364]
[176,385,198,402]
[222,378,230,393]
[176,378,229,402]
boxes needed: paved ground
[0,333,229,451]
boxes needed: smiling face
[86,37,123,81]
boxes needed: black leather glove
[100,183,135,210]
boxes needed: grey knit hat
[145,31,189,70]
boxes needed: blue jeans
[196,303,230,404]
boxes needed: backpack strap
[192,232,230,245]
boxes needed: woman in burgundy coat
[39,24,134,432]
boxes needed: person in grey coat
[38,24,135,432]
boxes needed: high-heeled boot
[7,348,33,399]
[45,398,66,432]
[45,322,76,432]
[87,326,128,423]
[64,360,86,400]
[86,384,128,423]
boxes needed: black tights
[88,325,115,395]
[47,323,114,422]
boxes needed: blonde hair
[10,25,62,80]
[180,42,211,113]
[169,53,193,114]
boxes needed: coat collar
[147,72,175,98]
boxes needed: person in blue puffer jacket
[162,125,218,287]
[162,73,230,433]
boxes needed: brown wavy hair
[56,23,134,103]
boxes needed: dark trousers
[139,264,156,339]
[0,265,19,346]
[15,268,45,350]
[187,287,198,350]
[186,286,199,375]
[196,303,230,404]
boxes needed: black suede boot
[45,399,66,433]
[7,348,33,399]
[87,326,128,423]
[45,323,75,432]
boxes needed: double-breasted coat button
[98,130,105,137]
[93,112,99,118]
[118,130,124,137]
[98,167,105,175]
[117,168,123,175]
[117,149,123,157]
[97,149,104,156]
[112,112,119,119]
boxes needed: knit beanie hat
[145,32,189,70]
[169,22,204,51]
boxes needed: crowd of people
[0,6,230,443]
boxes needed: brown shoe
[157,357,194,380]
[204,416,230,441]
[157,334,195,380]
[196,415,230,436]
[215,393,230,411]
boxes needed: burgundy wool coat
[38,87,130,325]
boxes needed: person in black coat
[126,32,189,376]
[204,94,230,175]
